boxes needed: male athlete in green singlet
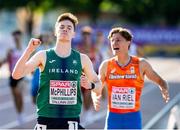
[12,12,102,129]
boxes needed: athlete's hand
[161,87,170,103]
[27,38,41,52]
[80,75,91,90]
[91,92,101,111]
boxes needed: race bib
[111,87,136,109]
[68,121,78,130]
[49,80,77,105]
[34,124,47,130]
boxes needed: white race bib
[111,86,136,109]
[68,121,78,130]
[34,124,47,130]
[49,80,77,105]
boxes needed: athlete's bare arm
[80,53,102,94]
[98,59,108,88]
[80,53,102,111]
[140,58,170,103]
[12,38,46,79]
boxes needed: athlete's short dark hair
[12,30,22,36]
[56,12,78,30]
[108,27,133,41]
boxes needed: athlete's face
[110,33,130,55]
[55,20,75,42]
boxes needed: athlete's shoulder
[130,55,146,62]
[71,49,81,57]
[99,58,113,70]
[79,52,89,59]
[131,56,146,65]
[104,57,116,64]
[80,53,92,67]
[139,57,152,70]
[101,59,110,65]
[33,49,48,63]
[130,55,140,60]
[139,57,148,64]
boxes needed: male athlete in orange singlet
[96,27,169,129]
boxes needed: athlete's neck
[54,41,71,57]
[115,54,131,67]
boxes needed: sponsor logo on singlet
[109,74,137,79]
[109,66,137,80]
[49,59,56,63]
[111,86,136,109]
[72,60,77,65]
[49,80,77,105]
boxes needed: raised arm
[12,38,45,79]
[140,58,170,103]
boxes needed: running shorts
[34,116,85,130]
[104,111,142,129]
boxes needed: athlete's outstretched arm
[12,38,44,79]
[80,53,102,111]
[140,58,170,103]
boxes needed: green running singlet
[36,48,82,118]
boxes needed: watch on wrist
[88,82,95,90]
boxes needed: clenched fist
[27,38,41,52]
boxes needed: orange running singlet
[105,56,144,113]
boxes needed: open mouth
[113,48,119,50]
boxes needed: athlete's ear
[127,41,131,49]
